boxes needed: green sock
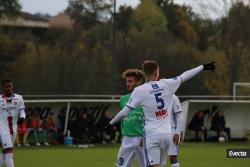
[34,130,38,143]
[41,130,47,143]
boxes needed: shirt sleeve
[173,110,184,134]
[19,96,26,119]
[19,109,26,119]
[110,106,131,125]
[162,77,182,94]
[179,65,203,83]
[119,98,123,110]
[19,96,25,110]
[173,95,183,113]
[162,65,203,94]
[126,89,142,109]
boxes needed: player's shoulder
[120,93,130,98]
[13,93,23,100]
[172,94,181,104]
[128,84,146,97]
[159,77,179,82]
[134,83,148,92]
[173,94,178,100]
[120,94,130,101]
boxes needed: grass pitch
[14,142,250,167]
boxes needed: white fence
[24,99,119,135]
[24,97,250,140]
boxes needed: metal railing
[23,94,250,101]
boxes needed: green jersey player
[116,69,145,167]
[120,94,143,137]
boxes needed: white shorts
[144,133,171,167]
[168,133,179,156]
[0,133,16,149]
[116,136,145,167]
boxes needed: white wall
[182,100,250,138]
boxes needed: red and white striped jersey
[0,94,25,135]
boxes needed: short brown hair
[2,79,13,87]
[142,60,159,76]
[122,69,144,82]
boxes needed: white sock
[5,153,14,167]
[0,154,5,167]
[171,162,180,167]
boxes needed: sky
[19,0,250,18]
[19,0,140,16]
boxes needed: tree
[117,5,133,33]
[133,0,167,33]
[0,30,26,80]
[202,48,230,95]
[156,0,198,44]
[115,0,168,68]
[214,2,250,94]
[115,0,168,85]
[0,0,21,17]
[66,0,112,29]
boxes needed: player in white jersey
[0,80,26,167]
[168,95,183,167]
[110,60,215,167]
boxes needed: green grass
[14,142,250,167]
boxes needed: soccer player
[116,69,145,167]
[168,95,183,167]
[210,109,231,141]
[110,60,215,167]
[0,80,26,167]
[15,119,29,147]
[188,110,207,141]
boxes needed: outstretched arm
[180,65,203,83]
[180,62,215,83]
[110,106,132,125]
[165,62,216,93]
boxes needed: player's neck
[145,77,157,82]
[126,91,133,94]
[3,93,13,98]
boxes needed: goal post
[233,82,250,100]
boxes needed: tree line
[0,0,250,96]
